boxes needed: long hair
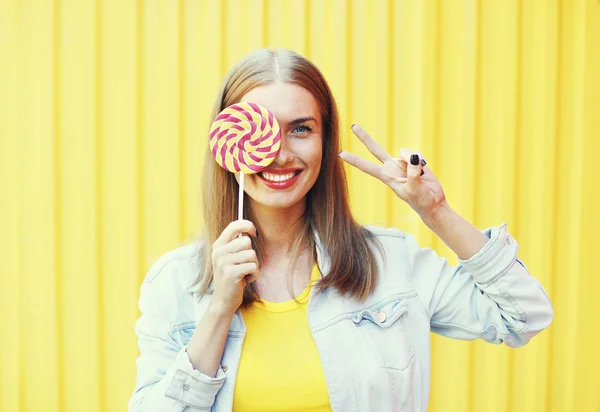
[196,48,381,304]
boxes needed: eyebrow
[288,116,318,126]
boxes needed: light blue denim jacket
[129,224,554,411]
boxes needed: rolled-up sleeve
[129,259,226,411]
[163,348,227,407]
[407,223,554,347]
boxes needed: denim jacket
[129,224,554,411]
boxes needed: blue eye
[293,125,312,135]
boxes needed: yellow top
[232,266,331,412]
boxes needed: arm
[340,125,553,345]
[129,259,228,412]
[186,301,235,378]
[130,220,258,411]
[405,221,554,347]
[422,201,488,260]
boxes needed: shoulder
[361,225,410,269]
[364,224,407,239]
[141,238,204,292]
[137,239,206,326]
[361,225,422,279]
[363,225,412,253]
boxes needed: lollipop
[209,102,281,220]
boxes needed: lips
[257,168,303,189]
[260,171,297,182]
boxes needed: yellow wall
[1,0,599,411]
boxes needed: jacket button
[222,365,228,372]
[183,384,190,391]
[376,310,387,323]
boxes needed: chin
[245,186,309,211]
[245,176,313,210]
[256,196,304,210]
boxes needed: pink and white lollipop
[209,102,282,219]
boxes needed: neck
[248,198,308,258]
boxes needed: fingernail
[420,170,425,176]
[338,151,343,156]
[351,124,355,130]
[410,154,419,166]
[421,158,426,166]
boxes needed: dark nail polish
[410,154,419,166]
[420,170,425,176]
[351,124,355,129]
[338,151,342,156]
[421,158,426,166]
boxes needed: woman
[129,49,553,411]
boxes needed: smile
[257,169,303,189]
[259,171,298,182]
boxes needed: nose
[274,136,294,166]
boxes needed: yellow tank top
[232,266,331,412]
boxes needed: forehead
[240,82,320,125]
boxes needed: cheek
[306,138,323,170]
[310,151,323,170]
[302,144,322,191]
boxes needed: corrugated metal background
[1,0,599,411]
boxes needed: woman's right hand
[210,219,259,315]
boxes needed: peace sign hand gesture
[339,124,447,222]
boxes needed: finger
[230,249,257,265]
[398,148,426,176]
[351,124,393,163]
[406,153,422,193]
[398,148,413,164]
[226,235,253,253]
[244,261,261,284]
[231,262,259,281]
[214,220,257,247]
[339,151,382,180]
[420,157,431,176]
[414,151,427,176]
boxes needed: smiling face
[238,82,323,212]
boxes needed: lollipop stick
[238,172,244,221]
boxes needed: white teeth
[260,172,296,182]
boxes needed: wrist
[207,298,238,319]
[422,201,454,231]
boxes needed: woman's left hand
[339,124,447,221]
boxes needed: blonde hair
[197,48,381,304]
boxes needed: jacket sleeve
[129,258,226,411]
[405,223,554,347]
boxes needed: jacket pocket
[171,321,196,347]
[350,297,415,371]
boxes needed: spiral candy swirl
[209,102,281,174]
